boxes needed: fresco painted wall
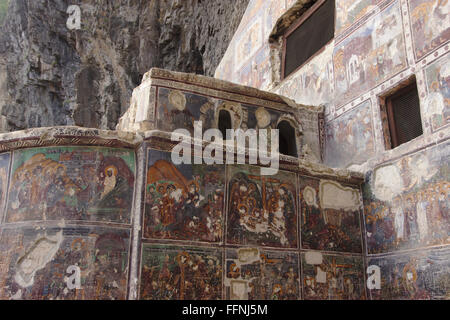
[409,0,450,61]
[227,165,298,249]
[216,0,450,300]
[301,252,365,300]
[368,247,450,299]
[215,0,291,90]
[155,86,302,135]
[363,142,449,254]
[333,1,407,108]
[325,100,376,168]
[424,53,450,132]
[136,136,365,301]
[335,0,384,36]
[224,248,300,300]
[139,244,223,300]
[156,88,209,134]
[0,226,131,300]
[143,149,225,243]
[275,43,335,108]
[5,147,135,224]
[299,176,363,253]
[0,143,136,300]
[0,152,10,223]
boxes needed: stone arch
[214,102,245,132]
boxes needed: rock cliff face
[0,0,249,131]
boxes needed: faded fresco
[156,88,209,134]
[227,165,298,249]
[276,43,334,107]
[0,226,130,300]
[325,100,376,168]
[235,14,263,71]
[236,46,272,89]
[409,0,450,60]
[225,248,299,300]
[363,142,450,254]
[336,0,383,35]
[424,54,450,131]
[368,247,450,299]
[302,252,365,300]
[144,149,225,243]
[215,0,287,89]
[0,152,10,223]
[5,147,135,224]
[333,1,407,107]
[299,177,363,253]
[139,244,223,300]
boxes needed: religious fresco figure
[144,151,225,243]
[6,147,135,224]
[227,166,297,249]
[302,254,365,300]
[364,143,450,253]
[0,227,130,300]
[300,178,362,254]
[225,250,299,300]
[140,245,222,300]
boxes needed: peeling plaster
[14,231,63,289]
[319,180,361,211]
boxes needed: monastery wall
[215,0,450,299]
[0,69,367,300]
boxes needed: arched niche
[276,116,303,158]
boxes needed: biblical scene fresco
[0,152,10,223]
[334,1,407,107]
[0,226,130,300]
[301,252,365,300]
[363,142,450,254]
[368,247,450,299]
[144,149,225,243]
[225,248,299,300]
[5,147,135,224]
[335,0,383,35]
[409,0,450,60]
[139,244,223,300]
[424,54,450,131]
[299,177,363,253]
[227,165,298,249]
[156,88,209,134]
[325,100,375,168]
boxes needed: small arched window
[277,120,297,157]
[218,109,232,139]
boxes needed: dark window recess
[277,121,298,157]
[386,83,423,148]
[218,109,232,138]
[284,0,334,78]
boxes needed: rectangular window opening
[283,0,335,79]
[383,81,423,149]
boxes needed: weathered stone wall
[215,0,450,299]
[0,0,249,131]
